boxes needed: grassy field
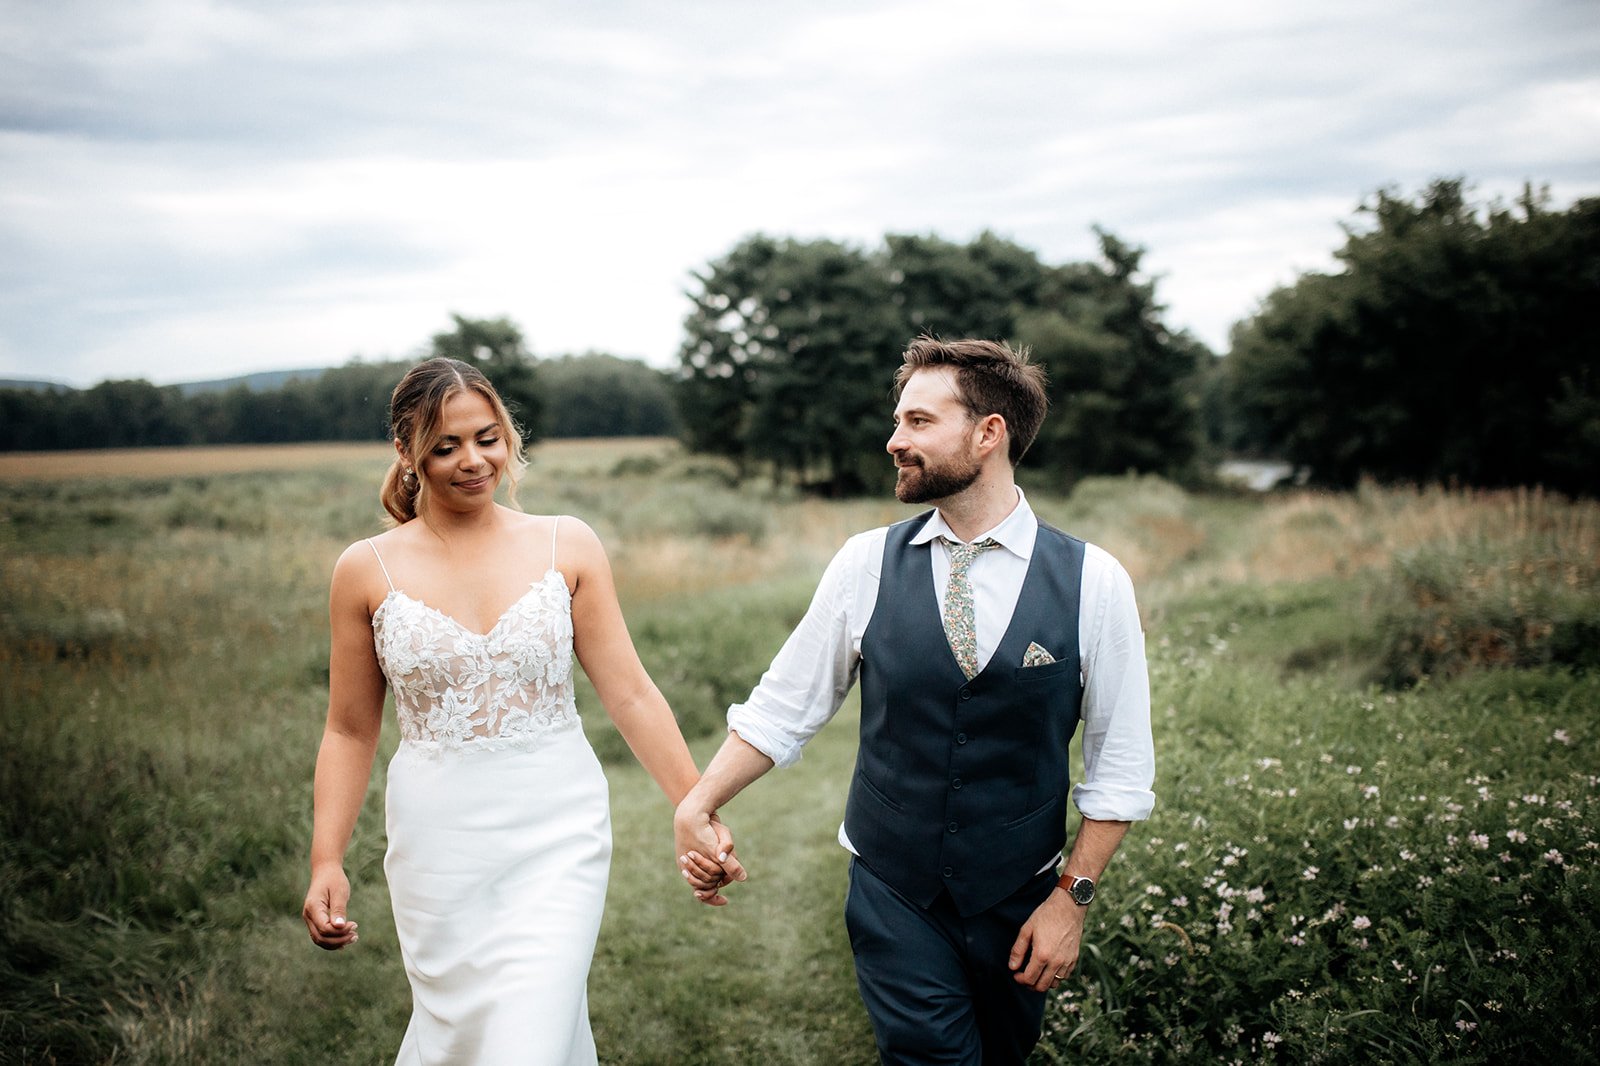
[1,440,1595,1064]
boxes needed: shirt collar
[910,486,1038,560]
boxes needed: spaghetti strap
[549,515,562,573]
[366,538,397,592]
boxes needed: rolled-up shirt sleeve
[1071,545,1157,821]
[727,534,872,769]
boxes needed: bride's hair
[381,358,529,525]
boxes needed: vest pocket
[855,770,906,814]
[1012,657,1076,682]
[1002,798,1057,831]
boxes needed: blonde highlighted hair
[381,358,529,524]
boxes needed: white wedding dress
[367,518,610,1065]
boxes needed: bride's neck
[418,500,503,545]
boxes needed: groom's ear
[974,413,1008,459]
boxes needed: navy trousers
[844,857,1057,1065]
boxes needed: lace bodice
[368,541,580,754]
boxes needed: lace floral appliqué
[371,569,580,754]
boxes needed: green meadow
[1,441,1596,1064]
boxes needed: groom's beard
[894,450,982,503]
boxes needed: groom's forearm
[680,729,775,815]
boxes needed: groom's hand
[674,804,747,906]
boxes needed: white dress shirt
[728,488,1157,837]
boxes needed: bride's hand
[674,807,747,906]
[303,864,360,950]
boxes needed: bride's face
[416,390,508,511]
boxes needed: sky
[2,0,1597,388]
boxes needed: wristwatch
[1057,874,1096,906]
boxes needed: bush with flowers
[1036,573,1598,1063]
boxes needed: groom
[676,337,1155,1065]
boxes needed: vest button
[959,688,972,701]
[951,778,963,790]
[947,821,959,833]
[955,733,968,745]
[942,866,954,878]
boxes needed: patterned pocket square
[1022,642,1056,667]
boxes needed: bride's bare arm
[565,519,748,891]
[303,546,388,950]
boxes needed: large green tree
[678,236,903,493]
[677,230,1207,494]
[1227,180,1600,493]
[428,314,542,444]
[1019,231,1209,485]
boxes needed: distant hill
[0,369,333,394]
[173,368,329,395]
[0,378,74,392]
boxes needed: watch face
[1069,877,1096,905]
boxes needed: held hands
[303,864,360,950]
[673,803,747,906]
[1008,888,1086,991]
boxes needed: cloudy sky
[2,0,1596,387]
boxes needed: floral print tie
[942,537,999,679]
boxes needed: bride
[302,357,742,1064]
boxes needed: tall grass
[1,445,1595,1063]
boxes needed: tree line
[0,317,678,452]
[3,179,1594,496]
[677,180,1595,496]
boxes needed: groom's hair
[894,336,1049,466]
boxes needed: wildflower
[1245,886,1266,904]
[1171,895,1189,907]
[1262,1032,1283,1048]
[1346,765,1362,775]
[1469,833,1489,850]
[1286,934,1306,947]
[1552,729,1571,744]
[1302,866,1320,881]
[1543,849,1565,866]
[1417,875,1434,888]
[1343,817,1360,830]
[1498,852,1513,863]
[1399,848,1416,861]
[1385,815,1400,828]
[1363,785,1380,799]
[1455,1020,1478,1033]
[1145,884,1165,896]
[1507,829,1528,843]
[1352,915,1372,930]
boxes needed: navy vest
[843,512,1085,917]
